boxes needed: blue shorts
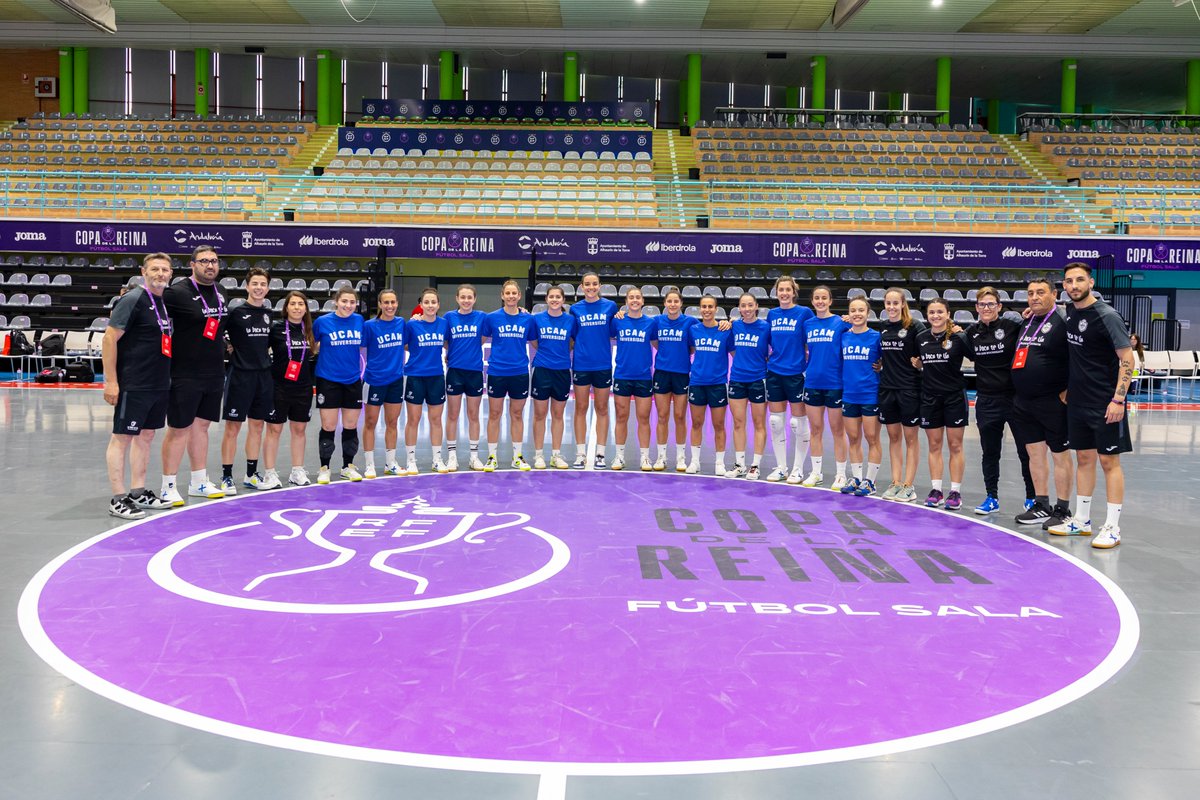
[652,369,689,396]
[688,384,729,408]
[728,379,767,404]
[531,367,571,402]
[613,377,653,398]
[487,373,530,400]
[446,367,484,397]
[766,371,805,404]
[841,401,880,419]
[801,386,843,409]
[573,368,613,389]
[365,379,405,406]
[405,375,446,406]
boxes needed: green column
[987,98,1001,135]
[678,76,688,128]
[439,51,455,101]
[1061,58,1077,121]
[1187,60,1200,118]
[194,48,210,117]
[58,48,73,115]
[785,85,800,124]
[316,50,332,126]
[810,55,826,123]
[686,53,701,129]
[71,47,88,115]
[935,56,951,125]
[564,52,579,102]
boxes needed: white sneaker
[109,495,146,520]
[434,457,450,474]
[1048,516,1092,536]
[685,460,700,474]
[219,476,238,496]
[1091,523,1121,549]
[255,470,283,490]
[446,451,458,472]
[364,464,377,479]
[550,454,570,470]
[675,456,687,473]
[714,462,727,478]
[534,454,547,470]
[747,465,761,480]
[406,462,419,476]
[242,474,258,490]
[484,454,498,472]
[653,453,667,471]
[801,471,823,488]
[189,479,225,498]
[512,455,532,472]
[727,464,748,479]
[289,467,311,486]
[831,474,848,491]
[787,467,804,485]
[129,488,172,510]
[594,454,607,470]
[572,454,588,469]
[341,465,363,482]
[160,484,185,507]
[384,462,402,476]
[640,453,653,471]
[316,466,331,485]
[766,466,788,482]
[610,453,625,471]
[469,454,485,471]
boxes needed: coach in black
[965,285,1035,516]
[218,266,276,494]
[159,245,228,506]
[1010,276,1074,529]
[102,253,175,519]
[1048,262,1133,549]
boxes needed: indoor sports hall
[1,2,1199,799]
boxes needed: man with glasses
[159,246,228,505]
[1010,276,1074,529]
[964,286,1035,516]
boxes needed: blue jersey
[767,305,814,376]
[313,312,364,384]
[483,309,536,377]
[404,317,449,377]
[444,309,487,371]
[688,323,733,386]
[730,318,771,382]
[804,315,850,390]
[653,313,697,374]
[570,297,618,371]
[841,327,883,404]
[610,314,656,381]
[531,311,578,371]
[362,317,405,386]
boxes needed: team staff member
[482,280,536,472]
[404,288,451,475]
[912,298,970,511]
[570,272,619,469]
[102,253,175,519]
[610,286,657,471]
[728,293,770,479]
[1049,262,1133,549]
[313,287,364,484]
[801,285,850,489]
[444,284,488,471]
[218,267,275,495]
[765,276,814,483]
[361,289,406,478]
[530,285,577,469]
[839,297,883,497]
[1010,277,1074,529]
[160,246,228,506]
[686,295,733,475]
[965,286,1035,515]
[260,291,316,489]
[650,289,697,472]
[878,288,925,503]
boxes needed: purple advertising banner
[339,127,652,157]
[360,99,652,125]
[2,219,1199,273]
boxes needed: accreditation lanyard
[1013,311,1054,370]
[191,277,225,340]
[148,291,171,357]
[284,321,307,382]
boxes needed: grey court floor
[1,386,1198,800]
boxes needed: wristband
[1111,397,1125,405]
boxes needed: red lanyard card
[1012,347,1028,369]
[284,360,302,381]
[202,317,220,340]
[161,334,173,357]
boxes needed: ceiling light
[931,0,943,8]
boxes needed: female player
[650,289,696,471]
[260,290,316,488]
[878,288,925,503]
[911,298,970,510]
[570,271,618,469]
[765,275,814,483]
[403,288,450,475]
[312,287,364,485]
[361,289,405,478]
[610,286,656,471]
[839,297,883,497]
[728,292,771,479]
[482,280,536,471]
[443,283,488,471]
[801,285,850,489]
[530,284,577,469]
[686,295,733,475]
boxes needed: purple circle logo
[1153,242,1169,260]
[800,235,815,254]
[100,224,116,243]
[21,474,1134,774]
[448,230,463,248]
[361,131,374,142]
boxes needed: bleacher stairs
[1002,135,1111,234]
[265,125,340,220]
[653,129,695,229]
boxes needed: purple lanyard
[1019,310,1055,348]
[190,277,225,319]
[147,291,168,333]
[285,321,308,362]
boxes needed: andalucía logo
[21,474,1136,774]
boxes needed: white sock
[691,445,701,462]
[1077,495,1093,521]
[852,462,862,480]
[951,481,962,493]
[835,461,847,478]
[364,452,375,469]
[867,462,880,482]
[161,474,176,492]
[446,441,457,453]
[386,448,396,465]
[641,447,649,461]
[552,449,560,457]
[406,446,416,464]
[1105,502,1121,527]
[769,412,787,469]
[513,444,522,459]
[735,454,745,467]
[932,479,944,492]
[488,441,498,457]
[752,453,763,466]
[791,416,810,468]
[811,456,823,475]
[190,469,205,485]
[470,440,480,453]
